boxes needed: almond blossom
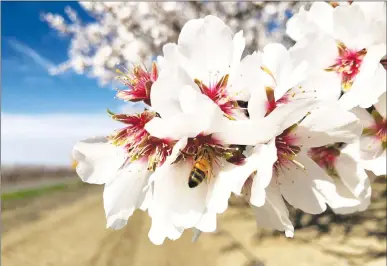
[143,15,277,244]
[287,2,386,110]
[115,62,158,105]
[241,104,363,236]
[219,43,364,236]
[72,136,153,229]
[349,92,387,176]
[72,106,178,230]
[72,60,179,231]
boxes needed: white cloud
[118,102,146,114]
[7,39,55,73]
[1,113,121,166]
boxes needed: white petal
[145,114,200,140]
[353,2,386,23]
[158,43,180,72]
[145,137,188,191]
[148,217,184,245]
[374,92,386,118]
[252,180,294,237]
[306,2,335,36]
[206,161,249,214]
[262,43,297,99]
[286,6,312,41]
[168,137,188,164]
[328,179,370,215]
[195,210,217,233]
[151,161,207,229]
[339,48,386,110]
[218,99,319,146]
[231,150,271,196]
[212,118,278,146]
[286,6,315,41]
[147,85,223,140]
[292,104,362,148]
[178,15,234,79]
[179,85,222,120]
[362,151,387,176]
[231,30,246,69]
[268,98,320,135]
[150,64,194,119]
[338,146,370,199]
[351,107,375,128]
[286,2,334,41]
[333,5,369,49]
[248,86,268,120]
[191,228,202,243]
[299,71,341,101]
[72,137,125,184]
[329,148,372,214]
[347,138,384,164]
[250,139,277,207]
[359,136,385,160]
[290,33,338,71]
[228,52,264,102]
[104,162,150,229]
[278,153,335,214]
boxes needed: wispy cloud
[1,113,121,166]
[7,38,55,73]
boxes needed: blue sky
[1,1,121,114]
[1,2,127,165]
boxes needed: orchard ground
[1,171,386,266]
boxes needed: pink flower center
[374,121,387,145]
[363,110,387,149]
[194,74,238,117]
[108,110,173,171]
[265,87,289,116]
[308,145,341,171]
[116,62,158,106]
[274,126,301,172]
[326,43,367,91]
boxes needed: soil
[2,178,386,266]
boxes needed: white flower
[212,42,364,237]
[287,2,386,45]
[215,43,322,146]
[308,143,371,215]
[225,43,363,235]
[288,2,386,110]
[349,92,387,176]
[242,104,363,236]
[72,137,152,229]
[72,108,180,232]
[144,15,274,245]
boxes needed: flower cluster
[43,2,300,85]
[73,2,386,245]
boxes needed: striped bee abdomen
[188,147,213,188]
[188,167,206,188]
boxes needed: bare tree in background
[42,2,299,86]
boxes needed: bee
[188,146,216,188]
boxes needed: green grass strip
[1,182,79,201]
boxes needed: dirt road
[2,180,386,266]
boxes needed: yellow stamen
[71,160,79,169]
